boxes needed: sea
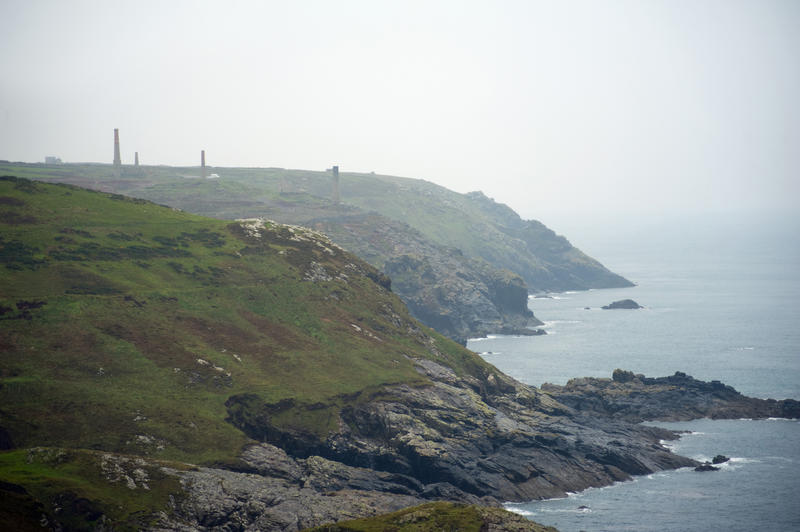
[467,212,800,532]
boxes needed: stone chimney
[113,128,121,176]
[134,152,139,166]
[201,150,206,178]
[332,165,340,203]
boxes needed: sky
[1,0,798,222]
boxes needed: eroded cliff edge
[3,162,635,342]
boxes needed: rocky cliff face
[160,368,800,530]
[8,367,796,530]
[301,209,543,343]
[460,191,635,291]
[154,360,699,530]
[196,351,699,512]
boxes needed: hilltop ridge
[0,162,631,342]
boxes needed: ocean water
[467,213,800,532]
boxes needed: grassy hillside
[0,162,632,292]
[306,501,557,532]
[0,176,498,468]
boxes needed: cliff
[0,162,631,342]
[0,177,678,530]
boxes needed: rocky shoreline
[151,368,799,530]
[8,368,796,531]
[542,368,800,422]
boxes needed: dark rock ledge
[156,367,798,530]
[541,369,800,422]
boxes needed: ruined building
[331,165,340,203]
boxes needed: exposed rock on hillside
[240,207,545,344]
[281,209,543,343]
[220,357,698,509]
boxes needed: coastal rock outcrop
[541,370,800,422]
[601,299,642,310]
[222,359,698,510]
[166,369,800,529]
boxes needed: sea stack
[602,299,642,310]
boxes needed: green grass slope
[306,502,558,532]
[0,176,498,467]
[0,162,632,292]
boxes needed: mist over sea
[468,211,800,531]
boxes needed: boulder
[694,464,720,472]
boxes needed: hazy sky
[2,0,798,220]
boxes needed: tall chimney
[113,128,121,176]
[134,152,139,166]
[332,165,340,203]
[201,150,206,178]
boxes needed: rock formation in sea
[601,299,642,309]
[541,369,800,422]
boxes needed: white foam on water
[729,456,758,464]
[503,505,534,516]
[467,335,498,342]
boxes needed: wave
[729,456,759,464]
[467,335,498,342]
[503,506,534,516]
[646,471,674,480]
[660,440,677,451]
[543,320,581,327]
